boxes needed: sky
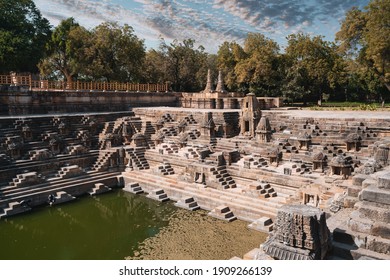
[33,0,370,53]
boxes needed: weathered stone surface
[352,174,369,186]
[378,173,390,189]
[261,204,331,260]
[360,185,390,205]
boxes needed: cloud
[212,0,368,31]
[34,0,370,53]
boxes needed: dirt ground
[126,208,267,260]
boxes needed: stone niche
[240,93,261,137]
[261,204,331,260]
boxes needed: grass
[320,101,383,107]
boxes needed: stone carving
[200,112,215,139]
[346,133,362,151]
[312,152,327,171]
[375,144,389,166]
[255,116,272,143]
[240,93,262,137]
[330,155,353,177]
[261,204,331,260]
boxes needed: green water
[0,190,178,260]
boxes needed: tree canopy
[0,0,51,73]
[336,0,390,98]
[1,0,389,104]
[283,33,345,104]
[39,19,145,83]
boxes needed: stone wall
[0,88,181,115]
[179,96,280,110]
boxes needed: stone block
[348,211,373,234]
[352,174,369,186]
[243,248,263,260]
[362,179,377,188]
[371,222,390,239]
[355,201,390,223]
[366,235,390,255]
[359,185,390,205]
[347,185,362,198]
[378,173,390,189]
[344,196,358,208]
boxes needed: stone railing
[0,75,169,92]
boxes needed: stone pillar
[203,69,213,93]
[216,99,224,109]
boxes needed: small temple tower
[200,112,215,140]
[240,93,261,137]
[215,70,227,93]
[256,116,272,143]
[203,69,214,93]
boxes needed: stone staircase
[156,161,174,175]
[161,113,174,123]
[49,191,76,206]
[88,183,112,196]
[76,129,89,140]
[141,120,156,148]
[124,147,149,170]
[41,131,57,142]
[0,153,12,166]
[208,205,237,222]
[122,170,282,220]
[29,149,52,161]
[247,217,274,232]
[184,114,197,124]
[248,181,277,198]
[155,142,179,155]
[178,146,200,159]
[0,201,31,218]
[55,165,84,179]
[9,172,44,188]
[147,188,170,202]
[123,182,144,194]
[68,145,88,155]
[13,118,32,130]
[174,196,200,211]
[210,166,236,189]
[187,129,201,140]
[93,150,117,172]
[80,116,92,125]
[98,122,115,149]
[160,126,178,137]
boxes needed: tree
[84,22,145,82]
[234,33,281,95]
[283,33,345,104]
[142,49,169,84]
[336,0,390,99]
[0,0,51,73]
[159,38,209,92]
[217,41,246,91]
[38,18,88,83]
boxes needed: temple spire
[215,70,226,93]
[203,69,214,93]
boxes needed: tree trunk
[63,71,73,90]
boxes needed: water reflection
[0,190,177,260]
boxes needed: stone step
[122,171,280,218]
[88,183,112,196]
[347,244,390,260]
[354,200,390,223]
[123,182,144,195]
[247,217,273,233]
